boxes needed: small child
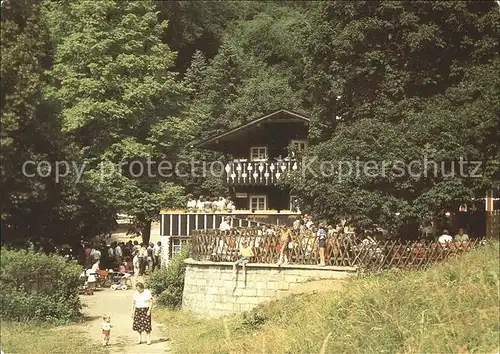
[101,314,112,346]
[317,223,327,266]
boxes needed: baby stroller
[78,270,94,295]
[109,271,131,290]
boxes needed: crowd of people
[221,214,477,276]
[80,240,163,274]
[223,214,339,269]
[186,195,235,211]
[79,240,163,291]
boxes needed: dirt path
[80,278,169,354]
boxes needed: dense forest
[1,0,499,245]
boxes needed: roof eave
[191,109,310,150]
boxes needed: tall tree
[1,0,64,245]
[45,0,193,244]
[289,1,500,233]
[194,4,311,138]
[154,1,264,74]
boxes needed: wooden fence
[191,228,486,271]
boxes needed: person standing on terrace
[317,223,327,266]
[277,227,292,266]
[305,214,314,229]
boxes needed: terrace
[190,227,487,272]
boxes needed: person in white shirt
[196,197,205,210]
[302,214,314,229]
[454,228,469,242]
[131,282,153,345]
[216,197,226,210]
[186,195,197,209]
[91,247,101,262]
[107,245,114,259]
[132,251,140,275]
[226,200,236,211]
[153,241,162,270]
[219,218,231,231]
[115,242,123,265]
[101,314,112,346]
[438,230,453,244]
[86,260,100,289]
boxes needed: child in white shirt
[101,315,112,346]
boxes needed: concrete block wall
[182,259,356,318]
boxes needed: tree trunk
[141,219,152,245]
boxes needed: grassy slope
[157,241,499,354]
[0,322,105,354]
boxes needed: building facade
[194,109,309,211]
[159,109,308,262]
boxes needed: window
[250,146,268,161]
[291,140,308,153]
[249,195,267,210]
[172,238,189,257]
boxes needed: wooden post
[486,210,500,239]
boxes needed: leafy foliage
[190,4,311,138]
[146,246,190,309]
[0,248,82,324]
[43,0,193,243]
[288,1,500,230]
[0,0,114,245]
[154,1,264,74]
[156,241,500,354]
[1,0,498,245]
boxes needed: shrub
[0,248,83,324]
[237,311,267,331]
[147,246,190,309]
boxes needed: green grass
[156,241,500,354]
[0,322,106,354]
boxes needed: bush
[147,246,190,309]
[0,248,83,324]
[238,311,267,331]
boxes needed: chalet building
[158,109,309,262]
[194,109,310,211]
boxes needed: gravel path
[80,280,169,353]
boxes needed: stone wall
[182,259,356,318]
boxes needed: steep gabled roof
[191,109,310,149]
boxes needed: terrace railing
[191,228,486,272]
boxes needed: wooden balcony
[223,160,299,185]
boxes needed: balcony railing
[223,159,299,185]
